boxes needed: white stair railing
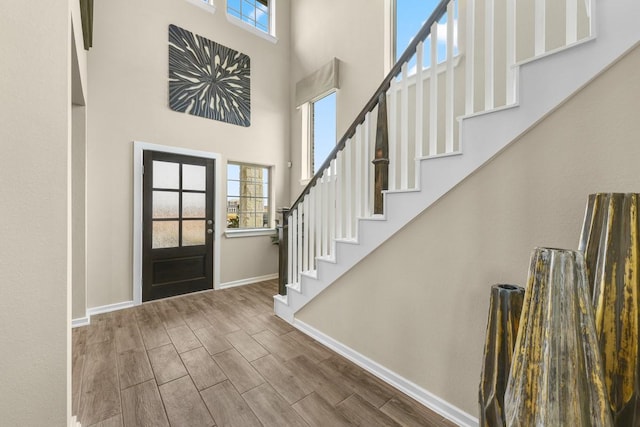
[280,0,594,295]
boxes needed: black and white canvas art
[169,24,251,127]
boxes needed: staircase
[275,0,640,323]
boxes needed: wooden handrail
[287,0,451,218]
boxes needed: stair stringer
[275,0,640,322]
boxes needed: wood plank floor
[73,280,456,427]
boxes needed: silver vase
[479,284,525,427]
[579,193,640,426]
[504,248,612,427]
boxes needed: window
[394,0,458,70]
[312,92,337,175]
[301,92,337,181]
[227,0,271,34]
[227,162,271,230]
[186,0,216,14]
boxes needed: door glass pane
[153,191,179,218]
[183,164,206,191]
[182,193,206,218]
[153,161,179,189]
[183,220,206,246]
[153,221,179,248]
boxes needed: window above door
[226,0,278,43]
[185,0,217,14]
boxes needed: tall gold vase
[504,248,612,427]
[479,284,525,427]
[579,193,640,426]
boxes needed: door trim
[133,141,221,306]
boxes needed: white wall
[0,1,71,424]
[297,44,640,415]
[86,0,291,308]
[289,0,387,199]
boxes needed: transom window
[227,0,270,34]
[227,162,271,229]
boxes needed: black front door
[142,150,215,302]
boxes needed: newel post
[372,92,389,214]
[277,208,290,296]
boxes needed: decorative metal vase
[479,284,525,427]
[504,248,612,427]
[579,193,640,427]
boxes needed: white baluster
[388,81,397,190]
[465,0,475,115]
[329,159,336,256]
[566,0,578,45]
[288,209,294,285]
[335,150,343,239]
[400,62,409,190]
[535,0,546,55]
[445,1,455,153]
[429,23,438,156]
[363,112,371,217]
[415,41,424,160]
[506,0,516,105]
[322,168,329,257]
[344,140,352,239]
[296,206,302,283]
[485,0,495,110]
[315,181,321,266]
[355,125,363,218]
[303,196,309,272]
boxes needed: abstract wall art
[169,24,251,127]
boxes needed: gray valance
[295,58,340,106]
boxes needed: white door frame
[132,141,222,306]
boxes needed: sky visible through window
[228,0,270,33]
[313,92,337,175]
[396,0,457,71]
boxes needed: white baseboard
[293,319,479,427]
[219,273,278,289]
[71,316,90,328]
[87,300,135,317]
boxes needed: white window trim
[385,0,395,74]
[132,141,223,303]
[226,160,274,234]
[225,0,278,44]
[225,228,276,238]
[299,102,312,185]
[186,0,217,14]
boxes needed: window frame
[225,161,274,238]
[226,0,278,44]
